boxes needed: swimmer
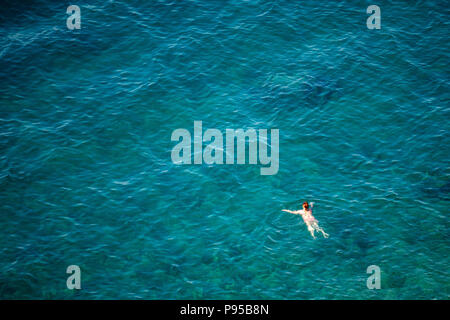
[282,201,329,239]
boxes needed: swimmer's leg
[313,223,329,238]
[307,224,316,239]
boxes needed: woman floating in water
[282,202,329,239]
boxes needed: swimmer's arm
[282,209,302,215]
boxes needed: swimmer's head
[302,201,309,210]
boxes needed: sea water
[0,0,448,299]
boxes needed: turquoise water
[0,0,449,299]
